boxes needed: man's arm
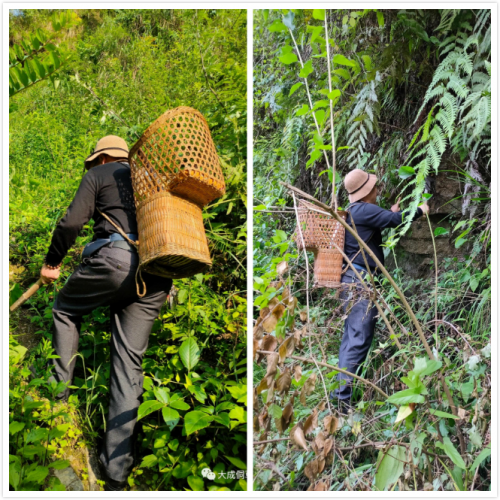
[44,172,97,267]
[354,202,425,230]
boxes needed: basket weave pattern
[295,200,347,288]
[136,192,211,279]
[129,106,225,208]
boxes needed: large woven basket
[294,200,347,288]
[135,191,212,279]
[129,106,226,208]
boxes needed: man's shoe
[104,477,127,491]
[329,391,352,416]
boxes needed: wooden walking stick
[10,278,44,312]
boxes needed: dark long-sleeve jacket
[344,201,423,271]
[45,162,137,266]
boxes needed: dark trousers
[51,244,172,482]
[334,269,378,401]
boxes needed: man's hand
[419,200,430,215]
[40,264,60,284]
[391,196,402,213]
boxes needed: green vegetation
[253,9,490,492]
[9,9,247,491]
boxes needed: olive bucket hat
[84,135,129,170]
[344,169,377,203]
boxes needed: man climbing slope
[332,169,429,412]
[40,135,172,491]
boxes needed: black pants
[334,269,378,401]
[51,244,172,482]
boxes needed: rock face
[54,467,84,491]
[386,171,467,278]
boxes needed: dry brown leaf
[300,373,317,405]
[294,364,302,382]
[268,297,279,310]
[265,353,279,384]
[458,407,468,420]
[260,307,270,319]
[303,408,318,436]
[313,431,325,454]
[253,320,264,339]
[287,296,298,314]
[317,458,325,475]
[290,424,308,451]
[272,303,286,319]
[317,401,326,412]
[253,338,261,361]
[276,261,288,275]
[262,314,279,334]
[282,287,290,302]
[253,415,260,433]
[314,480,329,491]
[266,379,275,404]
[258,408,268,430]
[256,377,269,395]
[261,335,278,353]
[276,368,292,396]
[323,438,333,456]
[278,336,295,363]
[253,388,259,411]
[300,310,308,322]
[280,402,293,433]
[323,415,338,435]
[304,459,319,482]
[272,482,281,491]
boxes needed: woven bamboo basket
[294,200,347,288]
[135,191,212,279]
[129,106,225,208]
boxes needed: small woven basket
[129,106,226,208]
[294,200,347,288]
[136,191,212,279]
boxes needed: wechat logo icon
[201,467,216,480]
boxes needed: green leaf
[376,11,385,27]
[312,9,325,21]
[177,288,188,303]
[429,409,458,419]
[26,466,49,484]
[282,11,295,31]
[139,454,158,469]
[450,466,465,491]
[361,55,372,70]
[328,89,341,101]
[213,412,231,428]
[455,237,467,249]
[9,422,25,435]
[387,388,425,405]
[162,406,180,425]
[187,475,205,491]
[137,400,165,421]
[45,43,57,52]
[224,455,247,470]
[154,387,170,404]
[226,384,247,403]
[398,166,415,179]
[179,337,200,371]
[299,60,313,78]
[25,427,49,444]
[279,52,298,65]
[437,437,466,470]
[434,227,449,237]
[470,445,491,471]
[374,446,406,490]
[412,357,442,376]
[268,20,287,33]
[268,403,283,419]
[50,460,70,470]
[333,54,355,67]
[394,405,413,423]
[296,104,309,116]
[169,398,190,411]
[184,411,213,435]
[289,82,303,96]
[310,26,323,43]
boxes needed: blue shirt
[344,202,423,271]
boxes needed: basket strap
[97,208,139,248]
[135,265,147,298]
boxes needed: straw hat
[344,169,377,203]
[84,135,129,170]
